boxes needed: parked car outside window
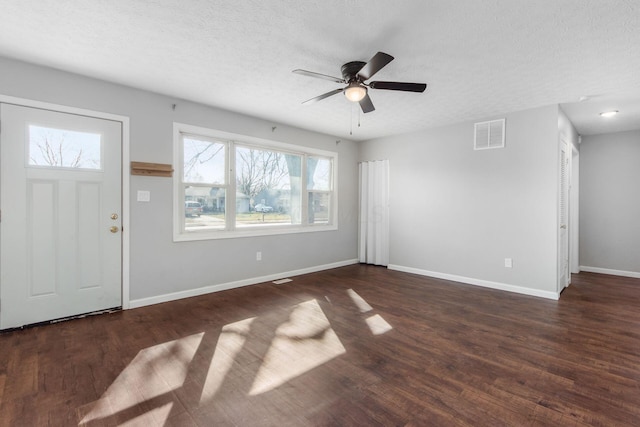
[185,201,203,217]
[254,203,273,212]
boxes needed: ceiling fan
[293,52,427,113]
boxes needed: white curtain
[359,160,389,266]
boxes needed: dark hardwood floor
[1,265,639,426]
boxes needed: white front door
[0,103,122,329]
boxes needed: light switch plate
[137,190,151,202]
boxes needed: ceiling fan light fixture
[344,83,367,102]
[599,110,619,118]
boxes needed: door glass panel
[28,125,102,169]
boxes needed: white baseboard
[129,259,359,309]
[579,266,640,279]
[387,264,559,300]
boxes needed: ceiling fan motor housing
[341,61,366,82]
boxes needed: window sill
[173,223,338,242]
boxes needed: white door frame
[557,138,570,292]
[0,94,130,310]
[570,144,580,275]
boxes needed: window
[28,125,102,170]
[174,123,337,240]
[307,156,332,225]
[235,145,302,228]
[182,135,227,231]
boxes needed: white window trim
[173,122,338,242]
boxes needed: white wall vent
[474,118,505,150]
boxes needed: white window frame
[173,122,338,241]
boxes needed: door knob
[110,226,119,233]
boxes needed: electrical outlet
[256,251,262,261]
[504,258,513,268]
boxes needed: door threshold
[0,307,122,334]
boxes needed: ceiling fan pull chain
[358,108,361,128]
[350,105,353,135]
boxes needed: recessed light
[600,110,619,118]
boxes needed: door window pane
[28,125,101,169]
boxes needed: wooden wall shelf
[130,161,173,177]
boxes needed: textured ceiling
[0,0,639,141]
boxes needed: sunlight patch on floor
[79,333,203,425]
[119,402,173,427]
[347,288,393,335]
[365,314,393,335]
[347,288,373,313]
[199,317,256,403]
[249,299,346,396]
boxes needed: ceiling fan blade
[369,81,427,92]
[293,69,344,84]
[302,88,344,105]
[359,94,375,113]
[356,52,394,81]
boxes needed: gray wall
[0,56,359,302]
[579,130,640,274]
[359,105,560,295]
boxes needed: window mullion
[227,141,236,231]
[301,154,309,226]
[179,134,187,231]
